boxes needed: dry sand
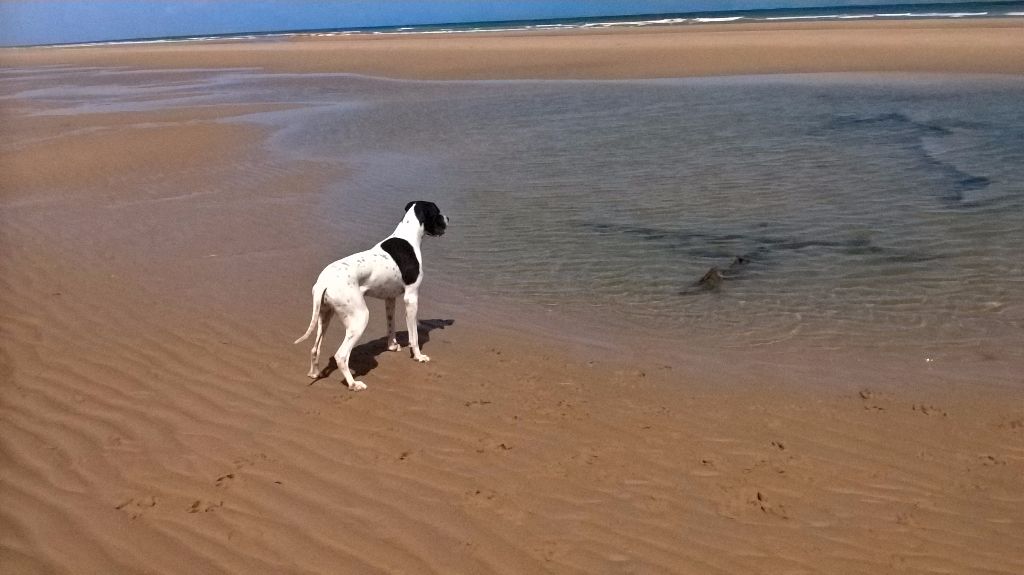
[3,19,1024,574]
[4,19,1024,79]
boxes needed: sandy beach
[2,19,1023,78]
[3,19,1024,574]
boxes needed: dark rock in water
[695,267,725,291]
[682,254,755,295]
[679,251,762,296]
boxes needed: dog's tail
[294,284,327,344]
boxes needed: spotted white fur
[295,202,447,391]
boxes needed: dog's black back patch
[381,237,420,285]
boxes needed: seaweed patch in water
[827,112,1001,209]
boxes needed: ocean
[7,66,1023,383]
[17,1,1024,47]
[327,1,1024,37]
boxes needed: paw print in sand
[115,496,157,520]
[187,500,223,514]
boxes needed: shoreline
[3,21,1024,574]
[3,19,1024,79]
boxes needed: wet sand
[3,19,1024,574]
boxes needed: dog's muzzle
[428,215,449,237]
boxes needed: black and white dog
[295,201,448,390]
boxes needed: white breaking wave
[693,17,745,23]
[876,12,988,17]
[766,15,844,20]
[27,35,260,48]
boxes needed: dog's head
[405,201,448,237]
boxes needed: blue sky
[0,1,994,46]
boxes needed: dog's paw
[387,342,401,352]
[308,362,334,379]
[413,354,431,363]
[348,381,367,391]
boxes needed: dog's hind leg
[385,297,400,352]
[307,306,332,379]
[334,302,369,391]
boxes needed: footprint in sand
[187,500,223,514]
[215,473,235,488]
[466,488,498,503]
[750,491,789,519]
[858,389,887,411]
[691,458,719,477]
[997,417,1023,430]
[232,452,272,469]
[912,404,948,417]
[115,496,157,520]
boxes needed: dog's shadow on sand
[309,319,455,384]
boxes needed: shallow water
[8,68,1024,371]
[252,73,1024,359]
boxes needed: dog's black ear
[405,201,446,237]
[406,201,438,224]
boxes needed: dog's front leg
[403,290,430,362]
